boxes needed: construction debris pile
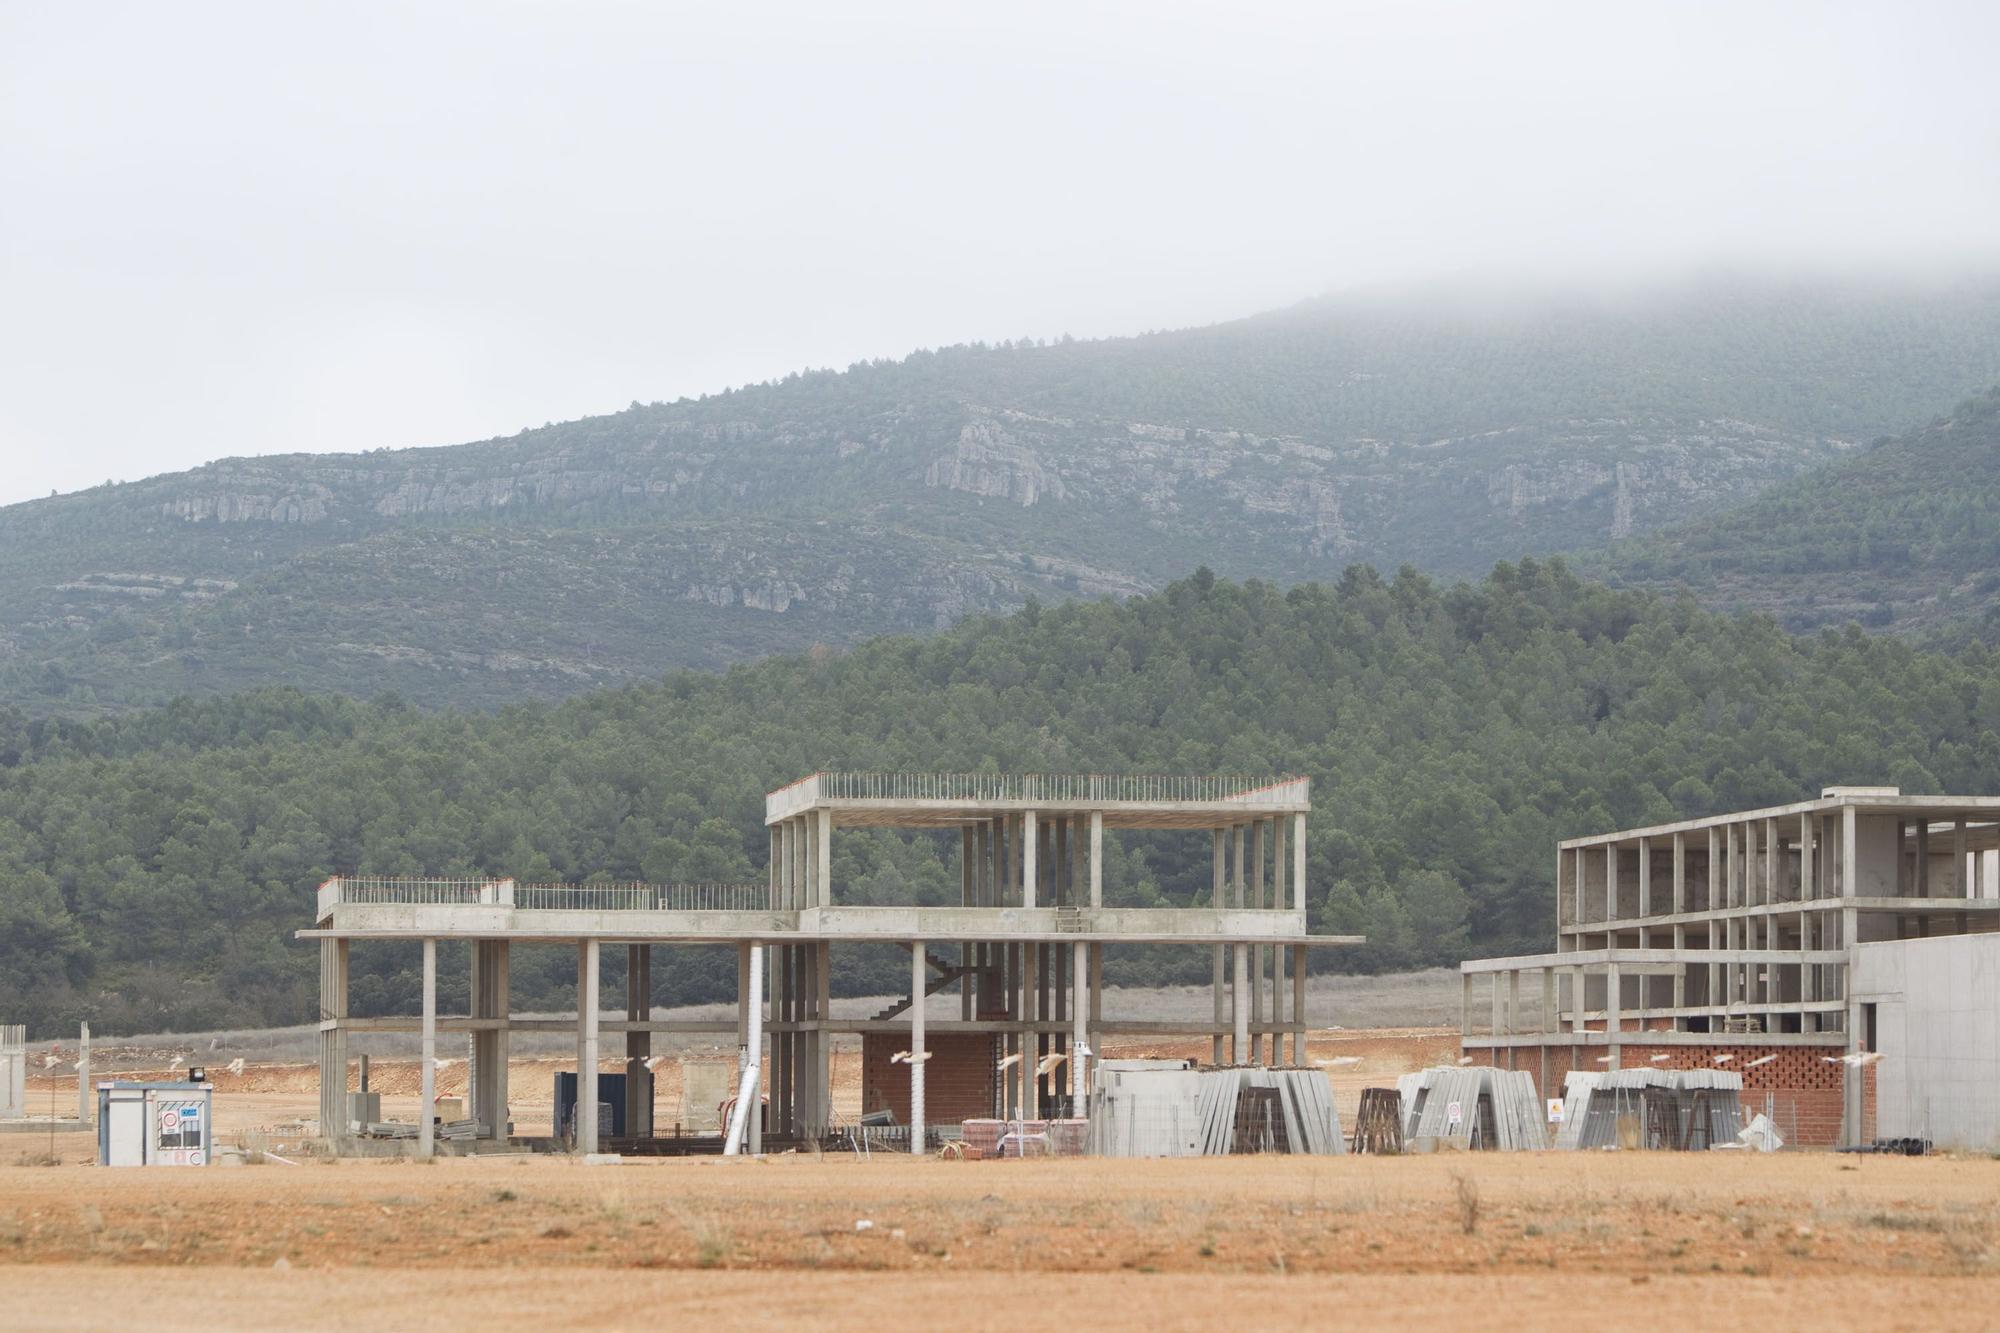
[960,1118,1089,1158]
[1397,1066,1547,1150]
[1554,1069,1744,1150]
[1088,1061,1344,1157]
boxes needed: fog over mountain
[6,1,1999,502]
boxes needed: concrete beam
[419,938,436,1159]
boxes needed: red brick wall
[862,1033,996,1126]
[1462,1042,1876,1148]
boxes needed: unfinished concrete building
[1460,787,2000,1146]
[305,772,1356,1156]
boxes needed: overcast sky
[4,1,1998,505]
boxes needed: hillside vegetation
[6,562,2000,1036]
[5,274,1999,715]
[1600,387,2000,637]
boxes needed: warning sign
[1547,1098,1565,1124]
[1445,1099,1463,1127]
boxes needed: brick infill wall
[1463,1042,1875,1148]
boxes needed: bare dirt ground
[4,1152,1999,1330]
[6,994,1977,1329]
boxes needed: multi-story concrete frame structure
[306,772,1355,1156]
[1460,787,2000,1145]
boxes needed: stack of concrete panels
[1195,1068,1345,1155]
[1088,1061,1205,1157]
[1089,1061,1343,1157]
[1398,1066,1548,1150]
[1554,1068,1743,1150]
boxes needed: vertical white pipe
[723,942,764,1155]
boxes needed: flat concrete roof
[765,772,1311,827]
[301,904,1359,947]
[1558,790,2000,851]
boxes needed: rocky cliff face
[9,275,1999,715]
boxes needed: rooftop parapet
[765,772,1311,824]
[315,875,767,921]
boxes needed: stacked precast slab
[1088,1060,1344,1156]
[1553,1068,1744,1150]
[1397,1066,1548,1150]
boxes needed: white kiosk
[98,1081,214,1166]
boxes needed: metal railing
[514,882,767,912]
[768,772,1310,818]
[326,876,495,906]
[318,876,767,913]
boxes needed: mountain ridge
[6,273,2000,715]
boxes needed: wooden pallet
[1351,1087,1404,1154]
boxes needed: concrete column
[1211,828,1225,1064]
[1231,942,1249,1063]
[816,808,832,908]
[1723,823,1735,908]
[1605,844,1617,921]
[419,937,437,1159]
[1292,813,1307,912]
[1251,820,1266,908]
[1089,811,1103,908]
[1461,971,1472,1040]
[1224,820,1240,904]
[1291,945,1306,1065]
[471,940,510,1140]
[1026,941,1041,1118]
[1604,961,1621,1071]
[625,944,652,1139]
[1839,803,1862,1146]
[1799,813,1813,902]
[1274,815,1288,915]
[318,938,349,1150]
[492,932,508,1144]
[1022,809,1038,907]
[1672,831,1686,913]
[1073,939,1089,1110]
[1271,936,1286,1065]
[76,1023,90,1122]
[577,939,600,1155]
[1540,969,1555,1043]
[909,942,926,1154]
[780,820,795,910]
[815,940,832,1135]
[1507,969,1521,1042]
[751,944,766,1155]
[1251,820,1267,1063]
[1570,966,1586,1034]
[1007,814,1022,907]
[1489,974,1503,1042]
[1054,816,1068,905]
[1638,837,1651,919]
[1089,942,1105,1054]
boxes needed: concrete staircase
[869,950,968,1021]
